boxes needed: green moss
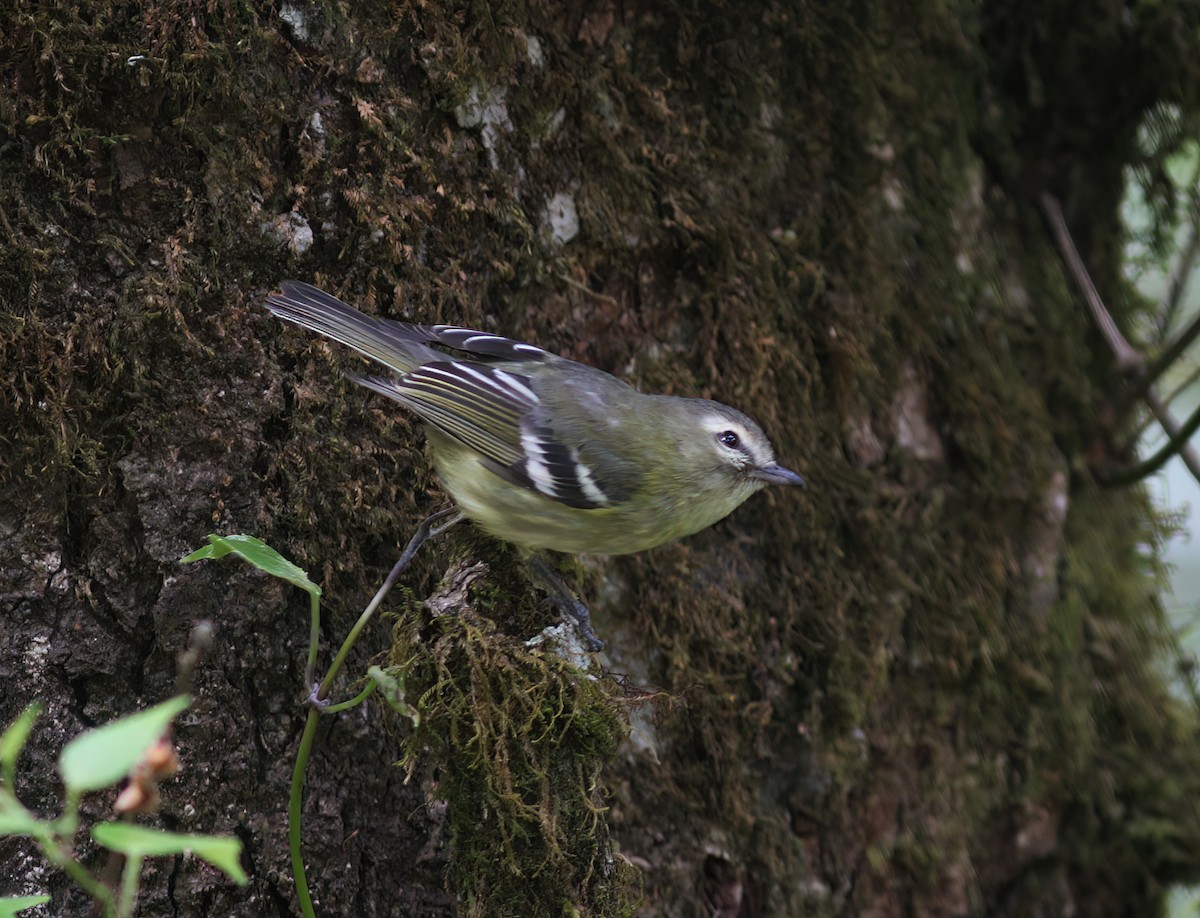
[387,565,639,916]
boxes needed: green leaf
[0,795,43,837]
[0,703,42,785]
[58,696,191,793]
[92,823,247,884]
[181,534,321,597]
[368,666,420,727]
[0,896,52,917]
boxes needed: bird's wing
[353,363,614,510]
[353,362,533,466]
[424,324,551,363]
[269,282,611,509]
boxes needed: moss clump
[386,559,640,917]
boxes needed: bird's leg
[527,554,605,652]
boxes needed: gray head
[686,400,806,490]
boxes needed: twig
[556,272,620,307]
[1124,306,1200,406]
[291,506,462,918]
[1100,397,1200,485]
[1128,359,1200,440]
[312,506,463,706]
[1039,193,1143,371]
[1123,173,1200,403]
[1040,192,1200,485]
[1144,389,1200,483]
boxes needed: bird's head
[680,400,806,495]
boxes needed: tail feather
[265,281,433,374]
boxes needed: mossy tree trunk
[3,2,1199,915]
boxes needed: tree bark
[3,1,1200,915]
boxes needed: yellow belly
[430,439,752,556]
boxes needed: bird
[265,281,806,647]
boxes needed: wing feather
[268,281,616,511]
[351,362,533,467]
[429,325,550,362]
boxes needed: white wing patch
[513,420,612,509]
[520,425,558,497]
[569,448,611,507]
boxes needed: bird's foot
[527,555,605,652]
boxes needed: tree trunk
[3,2,1199,915]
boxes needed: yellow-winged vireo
[266,281,805,648]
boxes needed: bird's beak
[752,463,807,488]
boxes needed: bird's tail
[265,281,434,375]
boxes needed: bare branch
[1039,193,1144,371]
[1125,305,1200,405]
[1144,389,1200,484]
[1101,397,1200,486]
[1040,192,1200,486]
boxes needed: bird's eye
[718,430,741,449]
